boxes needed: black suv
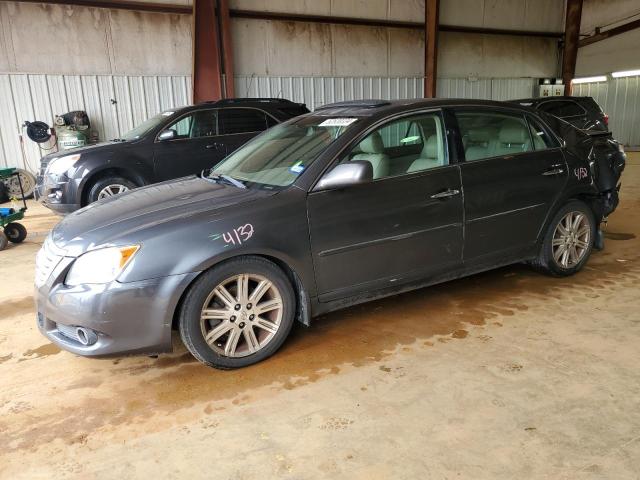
[34,98,309,214]
[511,96,608,132]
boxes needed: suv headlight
[47,154,81,175]
[65,245,140,286]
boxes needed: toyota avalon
[35,99,626,369]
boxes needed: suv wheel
[179,257,296,369]
[87,176,136,204]
[533,200,595,276]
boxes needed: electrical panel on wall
[538,79,565,97]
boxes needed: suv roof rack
[315,100,392,111]
[199,98,298,105]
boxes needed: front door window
[342,112,447,179]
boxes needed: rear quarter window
[277,106,310,118]
[538,101,586,118]
[219,108,268,135]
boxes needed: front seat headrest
[422,135,439,159]
[499,120,529,144]
[358,131,384,154]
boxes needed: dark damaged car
[35,99,625,369]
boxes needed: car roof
[511,96,593,104]
[312,98,536,118]
[192,98,306,111]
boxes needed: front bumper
[34,173,80,214]
[35,252,199,356]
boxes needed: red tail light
[603,114,609,125]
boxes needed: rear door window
[538,101,586,118]
[527,116,559,150]
[455,111,532,161]
[218,108,269,135]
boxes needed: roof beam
[12,2,565,39]
[229,10,563,39]
[14,0,192,14]
[579,17,640,47]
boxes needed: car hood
[41,140,136,165]
[52,176,275,255]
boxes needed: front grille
[35,236,65,288]
[39,157,51,177]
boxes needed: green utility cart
[0,168,28,250]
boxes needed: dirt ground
[1,154,639,479]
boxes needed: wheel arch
[79,167,149,206]
[535,191,601,248]
[171,253,312,332]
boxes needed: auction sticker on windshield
[319,118,358,127]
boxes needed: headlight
[47,154,81,175]
[65,245,140,286]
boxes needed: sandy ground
[1,155,639,479]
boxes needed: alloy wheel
[97,184,129,199]
[552,211,591,268]
[200,274,283,358]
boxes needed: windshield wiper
[203,171,247,189]
[110,138,127,142]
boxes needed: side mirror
[158,129,176,141]
[315,160,373,191]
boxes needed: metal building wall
[234,76,425,111]
[573,75,640,147]
[0,73,192,173]
[235,75,536,108]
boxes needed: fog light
[75,327,98,346]
[47,190,63,202]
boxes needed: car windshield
[120,111,175,141]
[212,116,358,188]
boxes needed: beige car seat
[352,131,390,179]
[407,135,444,173]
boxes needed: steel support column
[424,0,440,98]
[193,0,223,103]
[219,0,235,98]
[562,0,583,96]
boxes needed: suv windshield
[212,116,358,188]
[120,111,176,141]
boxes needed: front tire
[87,176,136,204]
[179,257,296,369]
[533,200,595,276]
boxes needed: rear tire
[0,231,7,251]
[87,176,136,204]
[532,200,595,276]
[4,222,27,243]
[179,256,296,370]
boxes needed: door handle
[430,189,460,199]
[542,168,565,176]
[205,143,223,150]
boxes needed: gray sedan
[35,99,625,369]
